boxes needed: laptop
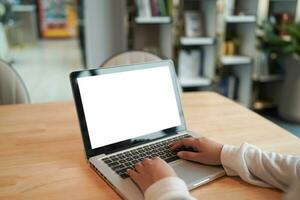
[70,60,225,199]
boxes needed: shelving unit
[176,0,218,89]
[123,0,300,108]
[216,0,258,106]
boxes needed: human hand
[170,137,223,165]
[127,157,177,192]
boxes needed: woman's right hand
[169,137,224,165]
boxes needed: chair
[0,59,30,104]
[101,51,162,67]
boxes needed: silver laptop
[70,60,225,199]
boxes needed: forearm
[144,177,196,200]
[221,143,300,191]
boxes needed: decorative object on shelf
[258,21,300,122]
[184,11,204,37]
[223,40,238,55]
[178,49,201,79]
[219,75,239,99]
[136,0,152,18]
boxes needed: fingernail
[177,152,182,156]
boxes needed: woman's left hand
[127,157,177,192]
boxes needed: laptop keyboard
[102,134,191,179]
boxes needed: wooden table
[1,92,300,200]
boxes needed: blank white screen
[78,66,181,149]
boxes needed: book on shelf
[254,51,269,77]
[136,0,171,18]
[150,0,160,16]
[158,0,167,16]
[253,51,284,80]
[136,0,152,18]
[224,0,236,17]
[178,49,202,79]
[219,76,239,99]
[184,11,204,37]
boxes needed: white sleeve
[144,177,196,200]
[221,143,300,192]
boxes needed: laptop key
[112,164,125,171]
[108,162,119,167]
[124,162,131,167]
[116,167,127,173]
[120,173,129,179]
[111,157,118,161]
[103,159,113,164]
[126,157,133,161]
[165,156,179,163]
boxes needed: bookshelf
[177,0,218,88]
[216,0,258,107]
[129,0,218,89]
[128,0,173,59]
[123,0,300,108]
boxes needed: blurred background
[0,0,299,137]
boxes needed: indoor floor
[10,39,83,103]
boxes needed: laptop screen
[77,66,182,149]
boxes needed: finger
[177,151,201,162]
[142,158,152,165]
[168,142,175,147]
[134,162,143,173]
[170,138,198,150]
[127,169,140,183]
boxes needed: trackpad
[171,160,224,188]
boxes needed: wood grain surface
[1,92,299,200]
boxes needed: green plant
[257,22,300,56]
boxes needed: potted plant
[257,20,300,122]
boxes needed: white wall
[84,0,127,68]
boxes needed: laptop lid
[70,60,186,159]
